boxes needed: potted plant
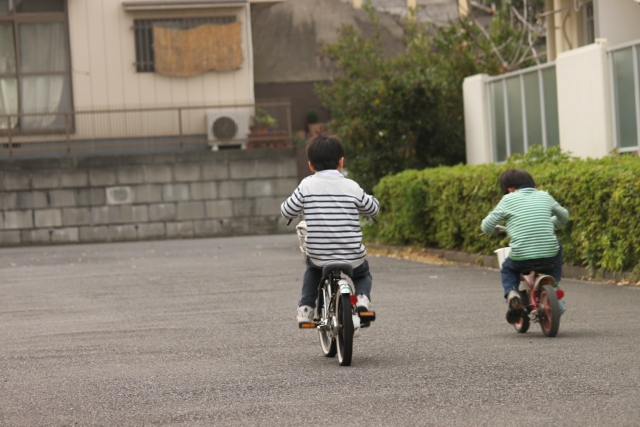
[306,110,325,137]
[251,108,277,133]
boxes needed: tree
[317,1,546,192]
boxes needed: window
[133,16,236,72]
[584,2,595,45]
[0,0,73,132]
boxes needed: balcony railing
[0,101,292,160]
[486,62,560,162]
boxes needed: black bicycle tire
[539,284,560,337]
[336,293,353,366]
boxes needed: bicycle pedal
[358,310,376,322]
[298,322,317,329]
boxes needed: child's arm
[550,198,569,229]
[280,187,304,219]
[355,190,379,218]
[481,201,506,235]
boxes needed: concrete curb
[368,243,636,283]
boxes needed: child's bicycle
[291,219,376,366]
[494,226,563,337]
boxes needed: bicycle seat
[322,262,353,279]
[521,264,554,275]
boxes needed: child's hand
[494,225,507,234]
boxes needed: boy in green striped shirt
[482,169,569,324]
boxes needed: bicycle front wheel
[336,293,354,366]
[317,289,336,357]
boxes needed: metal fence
[609,39,640,153]
[0,101,292,160]
[486,63,560,162]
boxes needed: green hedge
[370,148,640,273]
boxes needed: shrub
[370,148,640,272]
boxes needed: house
[0,0,284,159]
[462,0,640,164]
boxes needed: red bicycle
[495,228,564,337]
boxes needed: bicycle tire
[539,284,560,337]
[317,288,336,357]
[336,293,353,366]
[513,313,530,333]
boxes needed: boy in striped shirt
[482,169,569,324]
[281,134,380,326]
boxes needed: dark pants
[299,257,373,308]
[501,243,563,298]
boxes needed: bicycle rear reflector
[556,289,565,299]
[350,295,358,305]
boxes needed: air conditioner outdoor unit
[206,111,250,150]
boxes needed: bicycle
[494,226,563,337]
[291,218,376,366]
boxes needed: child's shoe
[296,305,314,326]
[356,294,372,312]
[356,295,374,327]
[506,290,523,324]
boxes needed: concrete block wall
[0,148,300,246]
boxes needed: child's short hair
[307,133,345,171]
[499,169,536,195]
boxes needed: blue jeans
[501,243,563,298]
[299,257,372,308]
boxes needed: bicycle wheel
[513,291,530,333]
[513,313,530,333]
[317,288,336,357]
[539,285,560,337]
[336,293,354,366]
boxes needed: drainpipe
[545,0,557,61]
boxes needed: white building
[463,0,640,164]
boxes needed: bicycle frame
[317,270,358,337]
[519,272,555,322]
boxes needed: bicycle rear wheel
[317,288,336,357]
[336,293,354,366]
[539,285,560,337]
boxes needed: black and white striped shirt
[281,170,379,267]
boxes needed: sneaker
[558,299,566,316]
[505,290,523,324]
[356,295,373,328]
[356,294,372,312]
[296,305,314,325]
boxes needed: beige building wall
[68,1,254,112]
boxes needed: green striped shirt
[481,188,569,261]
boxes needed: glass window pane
[542,67,560,147]
[523,71,543,148]
[612,48,638,149]
[19,22,68,73]
[0,23,16,73]
[506,76,524,155]
[490,81,507,161]
[16,0,64,13]
[0,77,18,129]
[20,75,71,130]
[0,0,9,14]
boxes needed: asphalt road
[1,234,639,426]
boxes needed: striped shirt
[481,188,569,261]
[281,170,379,268]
